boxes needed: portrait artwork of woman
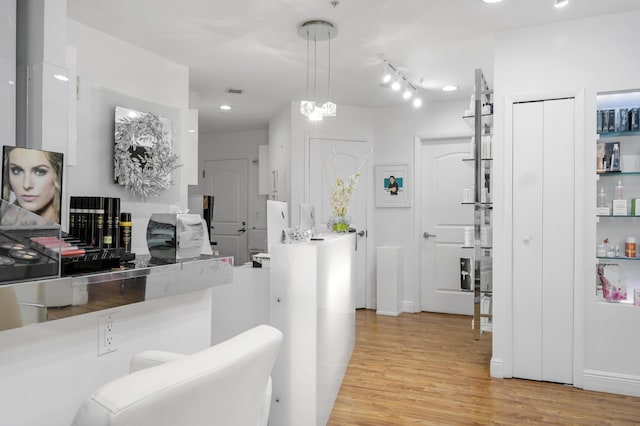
[2,146,64,224]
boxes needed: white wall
[493,11,640,396]
[0,0,15,148]
[196,129,269,231]
[66,19,191,254]
[0,15,214,426]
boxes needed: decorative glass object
[285,226,314,243]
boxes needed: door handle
[423,232,437,239]
[357,230,366,237]
[237,228,246,233]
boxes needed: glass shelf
[463,114,493,129]
[598,130,640,138]
[597,171,640,176]
[597,256,640,261]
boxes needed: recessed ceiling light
[555,0,568,7]
[442,85,458,92]
[391,80,401,91]
[413,98,423,108]
[53,74,69,82]
[220,105,232,111]
[483,0,503,3]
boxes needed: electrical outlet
[98,313,117,356]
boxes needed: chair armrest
[129,350,187,373]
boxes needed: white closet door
[541,98,574,384]
[512,101,545,380]
[512,98,575,384]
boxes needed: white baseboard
[490,357,505,378]
[376,310,401,317]
[583,369,640,397]
[403,300,417,313]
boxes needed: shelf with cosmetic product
[596,90,640,307]
[461,69,493,337]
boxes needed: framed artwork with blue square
[375,163,411,208]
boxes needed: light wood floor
[328,309,640,425]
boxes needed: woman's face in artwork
[8,148,57,217]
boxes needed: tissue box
[146,213,204,261]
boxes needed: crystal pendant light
[298,20,337,121]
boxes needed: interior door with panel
[204,159,249,265]
[420,137,474,314]
[309,138,369,308]
[512,98,574,384]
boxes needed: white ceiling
[67,0,640,134]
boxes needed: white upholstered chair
[71,324,283,426]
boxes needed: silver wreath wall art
[114,106,180,198]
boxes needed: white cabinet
[269,234,355,426]
[512,98,575,384]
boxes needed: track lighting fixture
[378,54,424,109]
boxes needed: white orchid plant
[328,149,363,228]
[330,172,359,218]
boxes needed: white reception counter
[269,233,356,426]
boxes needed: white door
[420,137,474,314]
[512,98,574,384]
[204,159,249,265]
[309,138,369,308]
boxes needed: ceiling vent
[225,88,243,95]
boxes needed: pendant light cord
[327,28,331,101]
[306,30,310,101]
[313,37,317,102]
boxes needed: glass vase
[330,215,351,233]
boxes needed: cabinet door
[513,101,545,380]
[541,98,574,384]
[512,98,574,384]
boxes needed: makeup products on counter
[69,196,121,249]
[120,212,132,252]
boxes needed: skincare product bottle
[598,187,607,207]
[120,212,132,252]
[625,237,636,258]
[611,144,620,171]
[615,180,624,200]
